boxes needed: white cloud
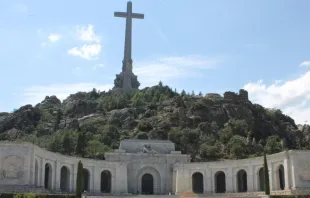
[48,34,61,42]
[300,61,310,67]
[244,71,310,124]
[23,83,113,105]
[68,44,101,60]
[76,24,100,43]
[93,64,104,70]
[133,55,220,86]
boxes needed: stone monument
[113,1,143,91]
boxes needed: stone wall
[288,150,310,190]
[0,141,127,195]
[0,143,32,186]
[174,150,295,195]
[1,141,310,196]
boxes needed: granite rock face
[0,85,308,161]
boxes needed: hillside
[0,82,309,162]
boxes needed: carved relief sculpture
[0,155,24,180]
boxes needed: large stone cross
[114,1,144,73]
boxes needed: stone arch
[137,167,161,195]
[192,172,204,194]
[34,159,39,186]
[237,169,247,192]
[214,171,226,193]
[277,164,285,190]
[101,170,112,193]
[60,166,70,192]
[44,163,53,190]
[83,168,90,191]
[257,167,264,191]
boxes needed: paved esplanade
[114,1,144,89]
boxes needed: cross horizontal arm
[114,12,127,18]
[131,13,144,19]
[114,12,144,19]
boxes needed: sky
[0,0,310,125]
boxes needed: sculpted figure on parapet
[139,144,159,154]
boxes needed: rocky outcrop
[36,95,61,108]
[1,84,308,161]
[0,105,41,134]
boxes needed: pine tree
[180,90,186,96]
[76,132,87,157]
[63,132,74,155]
[263,152,270,195]
[76,161,84,198]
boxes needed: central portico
[105,139,190,195]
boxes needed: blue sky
[0,0,310,124]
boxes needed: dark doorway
[141,174,154,194]
[101,170,111,193]
[192,172,204,194]
[44,163,52,190]
[278,165,285,190]
[83,169,90,191]
[258,168,264,191]
[237,169,247,192]
[215,171,226,193]
[60,166,70,192]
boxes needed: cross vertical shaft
[114,1,144,73]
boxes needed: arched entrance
[34,159,39,186]
[258,168,264,191]
[44,163,52,190]
[60,166,70,192]
[101,170,112,193]
[278,165,285,190]
[141,174,153,194]
[237,169,247,192]
[215,171,226,193]
[83,168,90,191]
[192,172,204,194]
[137,167,161,194]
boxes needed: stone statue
[140,144,158,154]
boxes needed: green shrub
[270,196,310,198]
[0,194,74,198]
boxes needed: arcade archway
[237,169,247,192]
[192,172,204,194]
[60,166,70,192]
[214,171,226,193]
[101,170,112,193]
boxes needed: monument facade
[113,1,142,91]
[1,140,310,196]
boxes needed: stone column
[93,165,100,194]
[270,163,275,191]
[226,167,234,193]
[284,155,291,190]
[205,169,212,195]
[175,169,180,194]
[72,163,77,192]
[41,158,45,187]
[30,147,35,185]
[247,165,254,192]
[55,161,61,191]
